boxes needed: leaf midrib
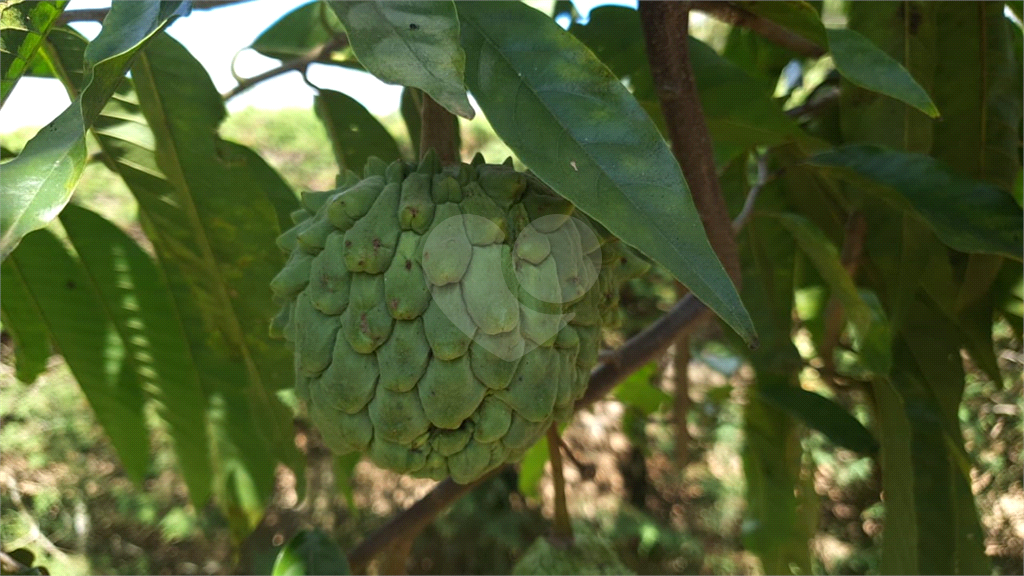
[460,11,743,323]
[131,50,282,436]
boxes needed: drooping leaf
[881,323,989,575]
[0,1,190,260]
[612,362,669,416]
[329,1,474,119]
[59,203,213,507]
[272,530,351,576]
[0,0,68,106]
[736,193,811,573]
[839,2,937,152]
[772,212,891,372]
[811,145,1024,259]
[63,32,304,535]
[3,229,150,482]
[758,385,878,454]
[931,2,1022,193]
[827,27,939,118]
[458,1,756,345]
[0,257,51,383]
[314,88,401,173]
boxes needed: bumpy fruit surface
[271,152,647,484]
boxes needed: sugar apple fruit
[270,152,647,484]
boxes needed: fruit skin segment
[270,153,648,483]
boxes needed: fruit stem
[547,424,574,546]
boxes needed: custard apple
[270,152,647,484]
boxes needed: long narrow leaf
[458,1,756,345]
[0,0,68,106]
[2,229,150,482]
[0,260,51,383]
[758,385,878,454]
[810,145,1024,260]
[59,203,213,507]
[0,1,190,260]
[827,27,939,118]
[314,88,401,172]
[127,33,306,528]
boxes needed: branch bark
[639,1,741,288]
[690,1,826,58]
[419,93,460,163]
[222,36,348,101]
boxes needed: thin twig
[732,153,769,234]
[56,0,254,25]
[546,424,574,546]
[419,93,460,163]
[691,1,826,58]
[221,36,348,101]
[347,467,503,573]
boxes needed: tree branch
[419,93,460,163]
[56,0,255,26]
[690,1,826,58]
[639,1,741,287]
[222,36,348,101]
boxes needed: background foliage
[0,0,1022,575]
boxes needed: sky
[0,0,636,131]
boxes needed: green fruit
[271,155,644,483]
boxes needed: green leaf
[0,0,68,106]
[517,435,549,499]
[771,212,891,372]
[59,203,213,507]
[60,32,303,534]
[334,452,361,509]
[329,1,474,119]
[931,2,1022,192]
[251,1,344,60]
[758,385,878,454]
[570,6,822,155]
[612,363,669,416]
[458,1,756,345]
[827,27,939,118]
[3,229,150,482]
[0,258,51,384]
[314,88,401,172]
[876,327,990,575]
[839,2,937,152]
[0,1,190,260]
[272,529,351,576]
[742,376,812,574]
[810,145,1024,259]
[735,1,827,47]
